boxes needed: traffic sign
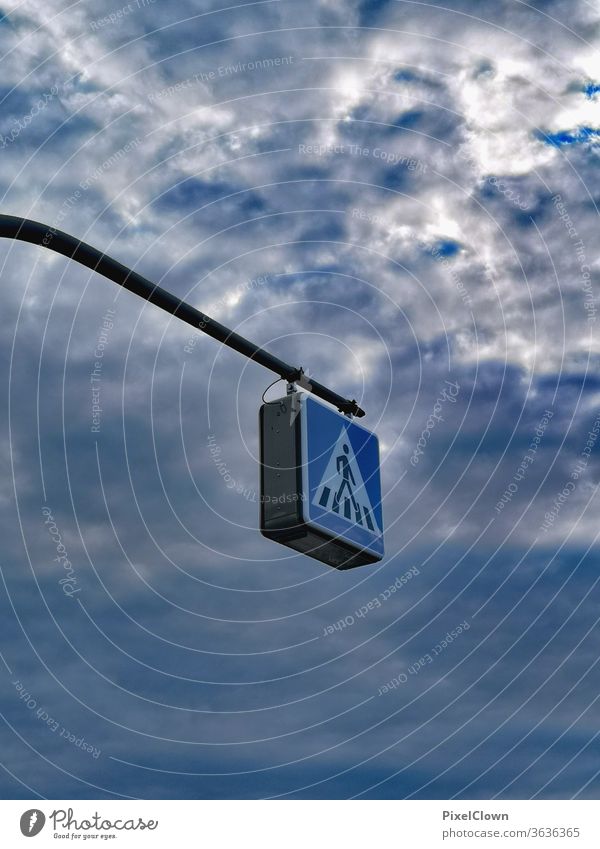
[260,392,384,569]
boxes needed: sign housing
[260,392,384,569]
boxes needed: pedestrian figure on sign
[332,444,362,523]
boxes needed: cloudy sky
[0,0,599,800]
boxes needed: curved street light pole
[0,215,365,417]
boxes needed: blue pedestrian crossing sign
[260,392,384,569]
[302,395,384,557]
[310,423,382,534]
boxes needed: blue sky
[0,0,599,799]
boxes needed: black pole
[0,215,365,417]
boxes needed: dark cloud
[0,0,598,800]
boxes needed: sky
[0,0,599,800]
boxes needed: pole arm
[0,215,365,417]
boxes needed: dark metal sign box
[259,392,384,570]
